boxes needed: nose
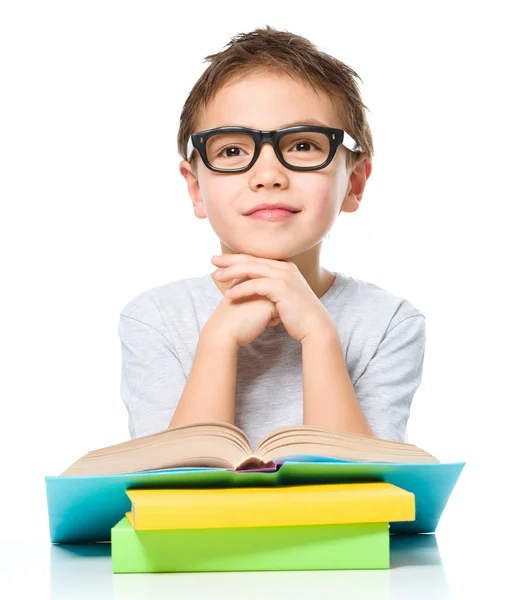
[248,141,289,190]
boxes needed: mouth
[244,203,301,216]
[245,208,300,221]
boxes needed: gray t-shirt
[118,271,426,448]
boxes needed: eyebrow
[277,118,329,129]
[219,118,331,130]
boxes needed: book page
[59,421,253,477]
[256,425,440,464]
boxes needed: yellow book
[125,482,415,530]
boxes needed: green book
[111,516,390,572]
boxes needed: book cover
[111,516,390,572]
[125,482,415,529]
[45,459,465,543]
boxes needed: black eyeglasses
[186,125,362,173]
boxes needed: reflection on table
[49,533,451,600]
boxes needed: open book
[60,421,440,477]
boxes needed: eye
[218,146,247,158]
[290,140,321,152]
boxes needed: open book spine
[234,454,279,472]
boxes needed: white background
[1,1,514,596]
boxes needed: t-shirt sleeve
[118,312,187,439]
[353,314,427,443]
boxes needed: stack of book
[45,420,466,574]
[111,481,416,572]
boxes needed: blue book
[45,458,465,543]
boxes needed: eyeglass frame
[186,125,363,173]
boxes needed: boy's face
[180,70,370,260]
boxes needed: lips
[244,204,300,215]
[246,208,299,221]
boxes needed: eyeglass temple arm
[342,132,362,153]
[186,138,194,161]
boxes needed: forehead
[195,70,344,132]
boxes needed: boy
[118,26,426,448]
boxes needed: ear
[179,159,207,219]
[340,158,372,214]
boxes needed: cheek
[296,176,338,213]
[199,173,239,204]
[198,174,245,222]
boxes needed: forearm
[168,328,239,428]
[301,328,374,436]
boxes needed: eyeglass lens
[205,131,331,170]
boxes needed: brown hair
[177,25,374,172]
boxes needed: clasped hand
[212,253,335,343]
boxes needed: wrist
[301,321,339,346]
[201,324,240,352]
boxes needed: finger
[212,254,290,269]
[218,262,281,282]
[225,278,281,304]
[228,276,249,290]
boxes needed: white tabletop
[0,462,511,600]
[0,522,511,600]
